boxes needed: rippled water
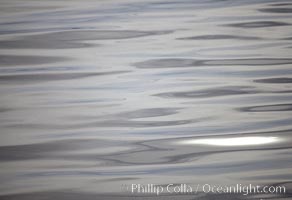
[0,0,292,199]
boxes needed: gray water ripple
[254,77,292,84]
[0,55,68,67]
[134,58,292,69]
[178,34,262,40]
[0,39,98,49]
[225,21,291,28]
[239,104,292,112]
[0,30,172,49]
[154,86,257,99]
[258,8,292,13]
[0,139,124,161]
[115,108,181,119]
[88,119,197,128]
[0,71,131,84]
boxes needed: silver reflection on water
[178,136,280,146]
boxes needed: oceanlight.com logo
[121,183,286,196]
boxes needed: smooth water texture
[0,0,292,199]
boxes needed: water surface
[0,0,292,199]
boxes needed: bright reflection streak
[179,136,279,146]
